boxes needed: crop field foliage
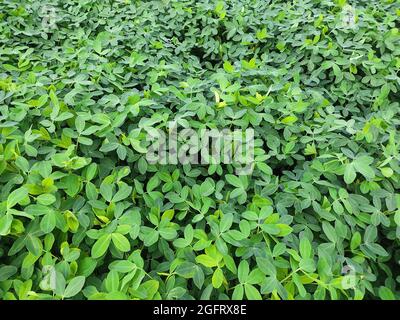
[0,0,399,300]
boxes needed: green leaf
[0,214,13,236]
[226,174,243,188]
[353,156,375,180]
[100,182,113,202]
[276,224,293,237]
[64,276,85,298]
[37,194,56,205]
[26,235,43,256]
[40,212,56,233]
[159,226,177,240]
[223,61,234,73]
[109,260,135,273]
[394,211,400,227]
[7,187,28,209]
[350,232,362,250]
[322,222,337,243]
[364,243,388,256]
[111,233,131,252]
[244,284,262,300]
[196,255,218,268]
[112,183,132,202]
[378,286,395,300]
[91,234,112,258]
[0,265,17,281]
[212,268,224,288]
[344,164,356,184]
[261,224,280,235]
[232,284,244,300]
[142,228,159,247]
[238,260,249,283]
[63,174,81,197]
[364,225,377,243]
[380,167,393,178]
[256,28,268,40]
[176,262,196,279]
[220,214,233,233]
[299,237,312,258]
[299,258,315,273]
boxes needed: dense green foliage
[0,0,400,300]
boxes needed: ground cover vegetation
[0,0,399,300]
